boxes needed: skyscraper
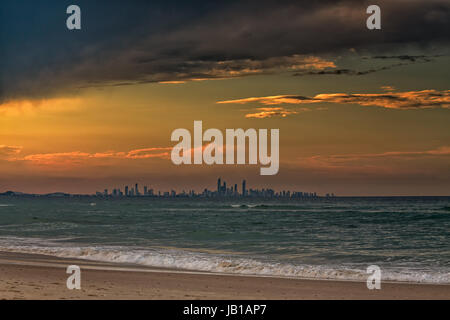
[242,180,246,196]
[125,185,129,196]
[135,183,139,196]
[217,178,221,193]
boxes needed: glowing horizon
[1,1,449,196]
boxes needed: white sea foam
[230,204,259,208]
[0,237,448,284]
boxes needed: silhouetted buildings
[135,183,139,196]
[96,178,322,199]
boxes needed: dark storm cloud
[368,55,442,62]
[1,0,449,102]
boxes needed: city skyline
[96,178,321,198]
[0,177,327,198]
[1,1,449,196]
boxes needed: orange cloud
[245,107,298,119]
[204,55,336,77]
[125,147,172,159]
[158,81,186,84]
[21,147,171,166]
[380,85,396,92]
[23,152,95,166]
[0,145,23,160]
[218,95,311,105]
[291,56,336,70]
[154,55,336,84]
[218,90,450,110]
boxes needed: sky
[0,0,449,195]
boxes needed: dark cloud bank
[0,0,449,102]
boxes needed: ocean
[0,197,449,284]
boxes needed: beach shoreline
[0,251,448,300]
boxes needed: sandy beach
[0,251,448,300]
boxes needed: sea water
[0,197,448,283]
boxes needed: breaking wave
[0,237,448,284]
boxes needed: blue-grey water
[0,197,449,283]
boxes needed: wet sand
[0,251,448,300]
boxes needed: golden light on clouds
[245,107,298,119]
[0,145,23,160]
[153,55,336,84]
[21,147,172,167]
[218,90,450,110]
[158,81,187,84]
[0,97,84,115]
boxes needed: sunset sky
[0,0,449,195]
